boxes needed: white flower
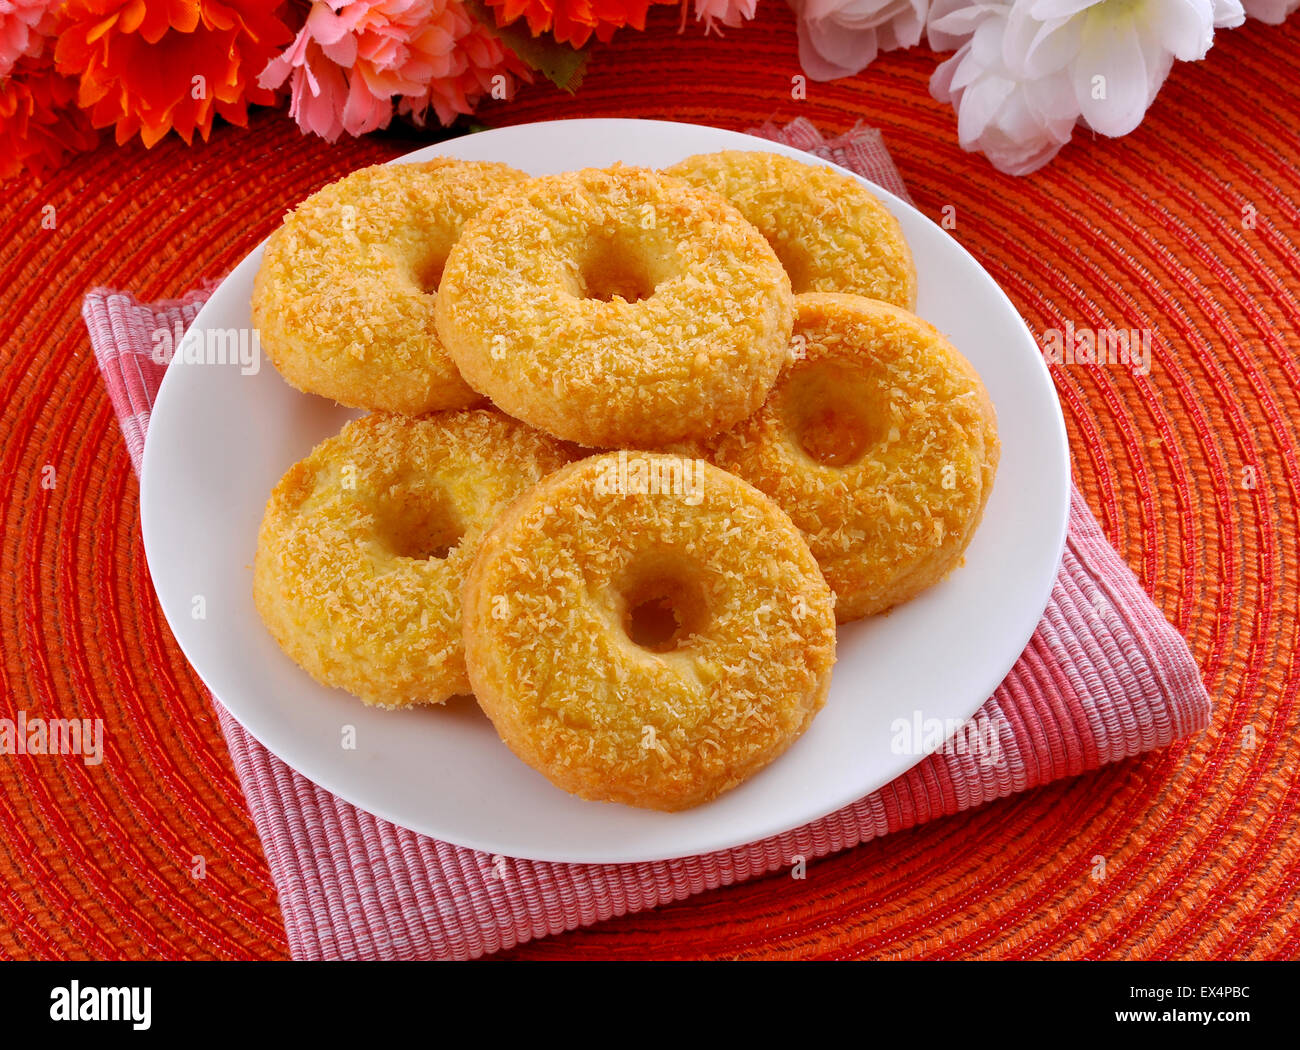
[929,0,1079,174]
[1003,0,1245,138]
[928,0,1245,174]
[789,0,929,80]
[1239,0,1299,21]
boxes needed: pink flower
[690,0,758,34]
[259,0,525,142]
[788,0,928,80]
[0,0,58,79]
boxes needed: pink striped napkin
[85,121,1210,960]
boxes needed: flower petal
[1028,0,1104,19]
[1073,22,1152,137]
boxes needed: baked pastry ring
[461,452,837,811]
[434,164,794,448]
[254,409,575,708]
[665,150,917,308]
[687,293,998,622]
[252,159,528,415]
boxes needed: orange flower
[53,0,294,147]
[0,51,98,180]
[485,0,674,48]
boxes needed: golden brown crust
[253,410,577,708]
[684,293,999,622]
[665,150,917,308]
[251,159,529,415]
[434,164,794,448]
[461,453,837,810]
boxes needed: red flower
[53,0,294,147]
[485,0,673,48]
[0,51,98,180]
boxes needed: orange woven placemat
[1,7,1296,960]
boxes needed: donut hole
[619,567,710,654]
[577,234,667,303]
[800,406,873,467]
[394,233,455,295]
[771,238,819,294]
[413,254,447,295]
[373,482,464,560]
[784,364,886,468]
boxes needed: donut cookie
[665,150,916,308]
[461,453,837,810]
[254,410,576,708]
[687,293,998,622]
[252,159,528,415]
[434,164,794,448]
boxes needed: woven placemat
[1,7,1296,959]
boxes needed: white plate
[141,118,1069,864]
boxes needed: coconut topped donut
[253,410,576,709]
[666,150,917,309]
[252,159,528,415]
[434,164,795,448]
[686,293,998,622]
[461,452,837,811]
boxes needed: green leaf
[462,0,589,93]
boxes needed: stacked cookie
[250,150,998,811]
